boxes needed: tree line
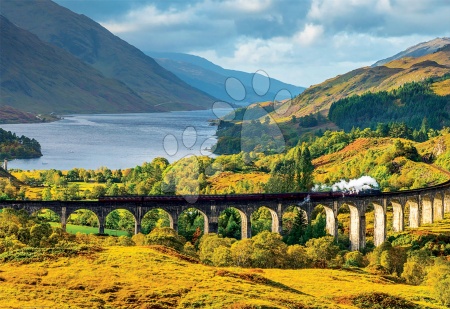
[0,128,42,160]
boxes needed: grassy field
[49,222,129,236]
[0,245,447,309]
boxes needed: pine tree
[285,210,307,245]
[296,145,314,191]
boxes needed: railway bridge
[1,180,449,251]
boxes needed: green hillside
[0,0,215,112]
[0,15,152,114]
[273,44,450,121]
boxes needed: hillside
[148,51,305,105]
[0,16,152,114]
[0,0,215,112]
[0,245,445,309]
[373,37,450,67]
[0,105,59,124]
[276,43,450,120]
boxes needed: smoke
[313,176,379,192]
[331,176,379,192]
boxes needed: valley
[1,1,450,308]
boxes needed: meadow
[0,245,446,309]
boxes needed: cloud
[59,0,450,86]
[294,24,324,46]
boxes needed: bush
[305,236,339,268]
[287,245,310,269]
[146,227,186,252]
[251,231,288,268]
[352,292,419,309]
[212,245,232,267]
[401,261,426,285]
[434,277,450,306]
[370,241,407,276]
[131,233,146,246]
[198,234,234,265]
[344,251,364,267]
[117,236,134,246]
[183,242,198,258]
[425,258,450,306]
[231,239,253,267]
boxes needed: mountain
[373,37,450,67]
[0,0,215,112]
[0,15,152,114]
[277,43,450,120]
[147,51,305,105]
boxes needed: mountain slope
[148,51,305,105]
[0,0,215,111]
[277,44,450,120]
[0,15,152,114]
[373,37,450,67]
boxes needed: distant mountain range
[0,0,214,114]
[373,37,450,67]
[0,16,152,114]
[147,52,305,105]
[275,38,450,120]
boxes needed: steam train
[98,188,381,203]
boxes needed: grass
[48,222,129,236]
[408,213,450,234]
[0,245,447,309]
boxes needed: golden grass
[0,245,447,309]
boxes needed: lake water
[1,109,230,170]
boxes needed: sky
[53,0,450,87]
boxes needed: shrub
[131,233,146,246]
[352,292,419,309]
[344,251,364,267]
[117,236,134,246]
[305,236,339,268]
[231,239,253,267]
[401,261,426,285]
[286,245,309,269]
[198,234,234,265]
[183,242,198,258]
[434,277,450,306]
[146,227,186,252]
[212,245,232,267]
[251,231,288,268]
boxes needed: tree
[212,245,233,267]
[29,223,52,247]
[251,231,288,268]
[264,159,296,193]
[218,208,241,239]
[230,239,254,267]
[42,188,52,201]
[305,236,339,268]
[401,261,426,285]
[198,234,234,265]
[287,245,309,269]
[284,209,307,245]
[295,145,314,191]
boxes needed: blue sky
[54,0,450,87]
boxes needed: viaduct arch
[1,180,449,251]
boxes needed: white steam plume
[331,176,379,192]
[313,176,379,192]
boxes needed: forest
[328,80,450,132]
[0,128,42,160]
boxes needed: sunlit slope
[313,134,450,188]
[277,45,450,119]
[0,245,444,309]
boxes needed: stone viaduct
[1,180,449,251]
